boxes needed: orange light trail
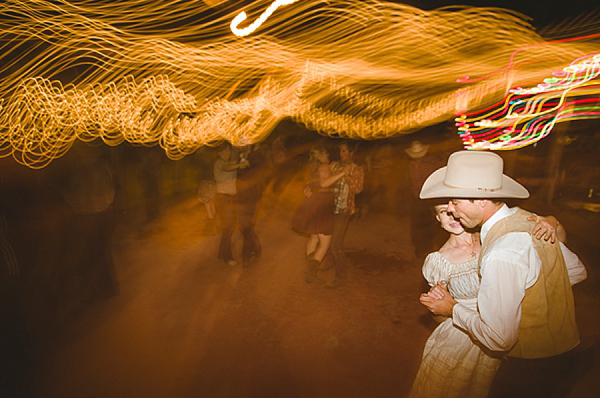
[0,0,599,167]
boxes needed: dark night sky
[402,0,600,28]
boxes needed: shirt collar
[480,204,516,243]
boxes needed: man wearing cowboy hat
[418,150,587,397]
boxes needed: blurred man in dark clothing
[60,143,119,299]
[236,143,267,267]
[405,140,444,258]
[326,141,364,288]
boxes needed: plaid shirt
[331,161,364,215]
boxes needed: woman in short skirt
[292,145,345,283]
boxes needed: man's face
[339,144,352,163]
[446,199,483,229]
[219,146,231,160]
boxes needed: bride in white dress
[409,204,565,398]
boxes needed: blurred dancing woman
[409,204,585,398]
[291,146,345,284]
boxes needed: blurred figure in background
[196,148,218,235]
[0,209,26,397]
[291,146,345,284]
[325,141,364,288]
[368,143,395,213]
[214,142,247,266]
[266,136,288,194]
[60,142,119,299]
[236,143,267,267]
[197,179,217,234]
[139,146,162,227]
[352,141,374,221]
[405,140,444,258]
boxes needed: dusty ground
[23,172,600,398]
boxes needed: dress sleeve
[422,252,450,287]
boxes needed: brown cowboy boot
[305,259,326,284]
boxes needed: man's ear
[475,199,488,208]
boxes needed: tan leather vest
[479,208,579,358]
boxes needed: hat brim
[405,145,429,159]
[419,167,530,199]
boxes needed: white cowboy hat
[405,140,429,159]
[419,150,529,199]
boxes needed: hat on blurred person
[419,150,529,199]
[405,140,429,159]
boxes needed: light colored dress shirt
[452,205,587,353]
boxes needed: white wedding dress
[409,252,501,398]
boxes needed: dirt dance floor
[22,170,600,398]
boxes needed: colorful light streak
[456,53,600,150]
[0,0,599,167]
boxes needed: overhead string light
[1,0,599,167]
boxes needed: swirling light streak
[0,0,599,167]
[231,0,299,37]
[456,53,600,150]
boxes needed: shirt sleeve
[559,241,587,285]
[346,165,364,194]
[452,232,535,353]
